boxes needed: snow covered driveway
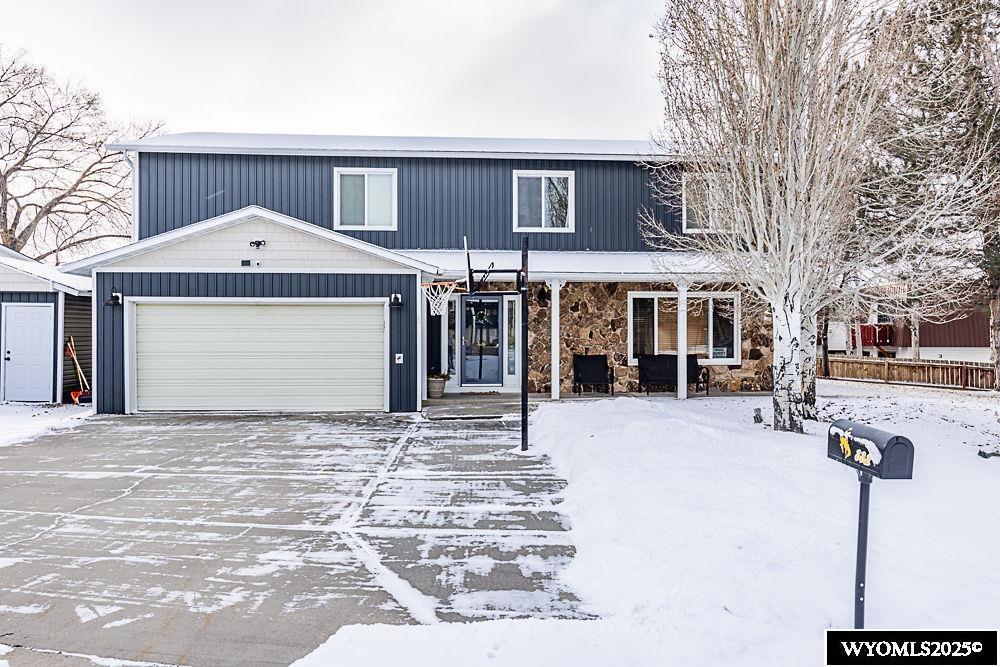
[0,414,584,666]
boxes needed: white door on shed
[2,303,55,402]
[134,302,387,412]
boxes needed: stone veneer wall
[523,281,774,394]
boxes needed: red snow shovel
[65,336,91,404]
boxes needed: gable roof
[107,132,674,162]
[59,206,442,275]
[0,255,92,295]
[0,245,33,261]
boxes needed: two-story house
[62,133,772,414]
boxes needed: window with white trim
[334,167,397,230]
[682,172,722,233]
[512,170,574,232]
[628,292,741,365]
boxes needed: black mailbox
[828,419,914,480]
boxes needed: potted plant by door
[427,373,450,399]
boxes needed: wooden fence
[823,355,996,391]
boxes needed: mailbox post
[854,470,872,629]
[827,420,914,629]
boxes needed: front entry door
[461,296,502,385]
[2,303,54,402]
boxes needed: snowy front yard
[301,380,1000,666]
[0,402,91,447]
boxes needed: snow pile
[296,381,1000,666]
[0,402,91,447]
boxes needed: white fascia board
[517,272,729,282]
[431,267,729,282]
[59,205,442,276]
[107,144,674,163]
[0,258,89,295]
[50,283,89,297]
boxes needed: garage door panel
[135,359,384,373]
[135,344,385,360]
[134,303,387,412]
[131,394,383,412]
[136,336,383,356]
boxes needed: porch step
[423,403,521,420]
[422,394,540,421]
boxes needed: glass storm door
[502,295,521,388]
[461,296,502,385]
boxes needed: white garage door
[134,302,386,412]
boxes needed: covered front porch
[406,250,773,407]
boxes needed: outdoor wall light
[249,239,266,249]
[105,288,123,307]
[389,293,404,309]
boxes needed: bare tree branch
[0,46,161,261]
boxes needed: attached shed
[0,248,93,403]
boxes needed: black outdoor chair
[572,354,614,396]
[637,354,677,394]
[687,354,710,394]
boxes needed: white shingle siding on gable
[104,217,404,271]
[0,263,49,291]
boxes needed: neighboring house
[0,248,92,403]
[61,132,773,415]
[829,312,991,363]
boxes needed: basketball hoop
[422,279,465,316]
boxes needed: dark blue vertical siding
[95,272,417,414]
[0,291,60,402]
[139,152,680,249]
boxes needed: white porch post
[548,279,564,399]
[677,282,688,399]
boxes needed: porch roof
[398,250,726,282]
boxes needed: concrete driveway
[0,413,584,666]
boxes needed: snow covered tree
[858,0,999,326]
[0,48,158,261]
[971,5,1000,390]
[645,0,997,432]
[852,0,1000,387]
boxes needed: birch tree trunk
[854,322,864,357]
[801,312,819,420]
[821,307,831,377]
[772,298,805,433]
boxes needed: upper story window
[512,170,574,233]
[682,172,722,234]
[334,167,397,230]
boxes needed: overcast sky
[0,0,665,140]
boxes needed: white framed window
[627,291,741,365]
[333,167,398,230]
[512,170,574,233]
[681,172,722,234]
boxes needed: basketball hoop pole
[520,237,529,452]
[464,235,529,451]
